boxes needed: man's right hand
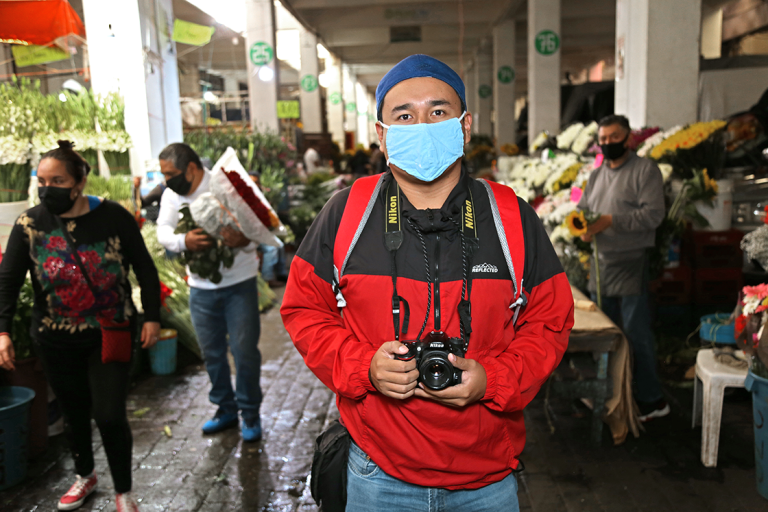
[369,341,419,399]
[185,228,213,252]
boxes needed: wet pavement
[1,287,766,511]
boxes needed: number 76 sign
[535,30,560,55]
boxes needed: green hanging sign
[301,74,318,92]
[497,65,515,84]
[172,19,215,46]
[346,102,357,113]
[478,84,492,99]
[249,41,274,66]
[329,92,342,105]
[277,100,300,119]
[12,44,69,67]
[535,30,560,55]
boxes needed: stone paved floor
[1,288,767,511]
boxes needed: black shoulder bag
[310,419,351,512]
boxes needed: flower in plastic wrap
[205,147,285,247]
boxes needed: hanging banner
[172,19,215,46]
[12,44,69,67]
[277,100,300,119]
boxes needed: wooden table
[551,287,627,445]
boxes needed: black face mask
[39,186,77,216]
[600,135,629,161]
[166,172,193,196]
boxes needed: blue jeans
[189,278,263,421]
[346,442,520,512]
[259,244,284,281]
[593,292,664,404]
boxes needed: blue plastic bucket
[700,313,736,345]
[0,386,36,490]
[745,370,768,500]
[148,329,177,375]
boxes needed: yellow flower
[702,169,719,194]
[566,210,588,237]
[650,120,726,160]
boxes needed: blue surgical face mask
[379,112,466,182]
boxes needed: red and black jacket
[281,171,574,490]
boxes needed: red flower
[46,236,67,251]
[159,281,173,307]
[224,168,276,229]
[735,315,747,336]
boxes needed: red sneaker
[58,473,98,510]
[115,492,140,512]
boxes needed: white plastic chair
[692,348,748,467]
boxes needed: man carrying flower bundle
[156,143,263,441]
[577,114,668,422]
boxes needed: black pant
[36,340,133,493]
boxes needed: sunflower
[566,210,588,237]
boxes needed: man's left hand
[221,226,250,248]
[414,354,487,407]
[586,214,613,236]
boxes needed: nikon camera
[393,331,466,390]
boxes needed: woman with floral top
[0,141,161,512]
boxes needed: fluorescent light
[258,66,275,82]
[317,44,331,59]
[318,72,330,88]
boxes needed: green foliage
[11,277,35,360]
[184,126,297,174]
[0,162,32,202]
[286,172,337,242]
[259,164,287,211]
[84,175,133,201]
[173,205,235,284]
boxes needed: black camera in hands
[393,331,466,391]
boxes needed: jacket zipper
[427,209,441,332]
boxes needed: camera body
[394,331,466,391]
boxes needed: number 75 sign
[535,30,560,55]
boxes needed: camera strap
[384,179,477,348]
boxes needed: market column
[244,0,279,132]
[494,19,517,147]
[299,28,322,133]
[527,0,561,138]
[615,0,701,127]
[464,60,477,133]
[82,0,183,175]
[343,64,357,149]
[325,54,345,146]
[356,82,369,147]
[474,48,493,137]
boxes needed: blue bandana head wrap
[375,54,466,121]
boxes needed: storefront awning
[0,0,85,47]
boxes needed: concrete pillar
[244,0,279,132]
[474,48,493,137]
[343,64,357,147]
[615,0,701,128]
[528,0,561,137]
[299,28,322,133]
[464,61,477,133]
[325,54,345,146]
[368,92,377,145]
[82,0,183,176]
[494,19,517,147]
[355,81,369,147]
[701,4,723,59]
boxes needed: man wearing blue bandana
[282,55,573,511]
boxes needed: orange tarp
[0,0,85,47]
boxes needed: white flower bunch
[504,179,535,203]
[0,104,40,139]
[637,126,682,158]
[549,223,572,246]
[97,131,133,152]
[548,200,578,227]
[571,122,598,155]
[529,130,550,153]
[573,164,594,190]
[557,123,584,150]
[542,154,581,195]
[0,136,32,165]
[496,156,525,182]
[31,132,61,154]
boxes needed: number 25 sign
[535,30,560,55]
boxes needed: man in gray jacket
[577,114,668,422]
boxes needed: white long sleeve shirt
[156,170,260,290]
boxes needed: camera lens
[419,354,452,390]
